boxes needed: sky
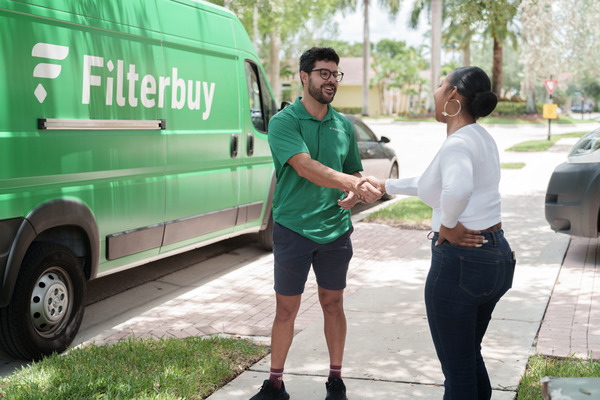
[333,3,430,48]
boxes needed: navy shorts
[273,222,354,296]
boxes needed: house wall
[332,85,382,116]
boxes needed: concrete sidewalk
[74,131,580,399]
[204,139,573,399]
[205,192,568,399]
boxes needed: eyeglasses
[310,68,344,82]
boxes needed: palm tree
[339,0,402,116]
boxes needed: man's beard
[308,76,336,105]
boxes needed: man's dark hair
[299,47,340,75]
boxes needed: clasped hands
[338,176,385,209]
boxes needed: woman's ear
[448,85,459,99]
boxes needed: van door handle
[247,133,254,156]
[231,134,238,158]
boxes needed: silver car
[345,115,399,199]
[545,127,600,237]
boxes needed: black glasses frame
[310,68,344,82]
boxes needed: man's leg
[270,293,302,369]
[318,287,346,367]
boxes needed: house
[279,57,427,116]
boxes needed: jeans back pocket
[459,255,500,298]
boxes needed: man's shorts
[273,222,354,296]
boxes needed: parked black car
[545,127,600,237]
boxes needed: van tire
[258,212,274,251]
[0,242,86,360]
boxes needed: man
[250,47,381,400]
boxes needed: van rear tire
[258,212,274,251]
[0,242,86,360]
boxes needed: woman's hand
[436,222,486,247]
[357,176,386,196]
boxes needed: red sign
[544,80,558,94]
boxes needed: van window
[245,61,277,132]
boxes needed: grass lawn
[517,354,600,399]
[390,114,598,125]
[501,162,526,169]
[0,336,267,400]
[507,131,586,152]
[364,197,432,230]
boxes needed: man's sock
[329,364,342,379]
[269,368,284,389]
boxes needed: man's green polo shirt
[268,97,363,243]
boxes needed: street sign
[543,104,558,119]
[544,80,558,94]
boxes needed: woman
[362,66,516,399]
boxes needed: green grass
[501,162,526,169]
[507,131,586,152]
[390,114,597,125]
[0,335,267,400]
[364,197,432,229]
[518,354,600,399]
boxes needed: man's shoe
[325,377,347,400]
[249,379,290,400]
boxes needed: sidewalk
[203,191,568,400]
[74,133,588,399]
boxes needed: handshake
[338,176,386,209]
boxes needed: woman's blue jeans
[426,229,516,400]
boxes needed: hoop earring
[442,99,461,117]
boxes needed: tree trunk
[462,27,471,67]
[492,36,503,96]
[524,69,536,114]
[362,0,370,116]
[269,28,282,103]
[430,0,442,113]
[253,4,259,47]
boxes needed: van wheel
[258,212,274,251]
[382,163,399,200]
[0,242,86,360]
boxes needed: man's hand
[357,176,386,197]
[351,179,382,203]
[436,222,486,247]
[338,191,361,209]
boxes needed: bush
[491,101,544,117]
[333,107,363,115]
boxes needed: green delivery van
[0,0,279,360]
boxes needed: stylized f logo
[32,43,69,103]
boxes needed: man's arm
[287,153,381,203]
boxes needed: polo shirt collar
[292,97,334,122]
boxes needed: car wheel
[0,242,86,360]
[382,163,399,200]
[258,211,274,251]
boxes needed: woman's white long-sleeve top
[385,123,502,232]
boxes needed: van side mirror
[279,101,292,111]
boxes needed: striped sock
[269,368,284,389]
[329,364,342,379]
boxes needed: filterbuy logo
[32,43,70,103]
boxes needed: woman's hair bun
[470,91,498,118]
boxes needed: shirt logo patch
[329,127,345,133]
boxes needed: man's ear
[300,71,308,85]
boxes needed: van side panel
[0,1,168,274]
[156,0,270,253]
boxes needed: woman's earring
[442,99,461,117]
